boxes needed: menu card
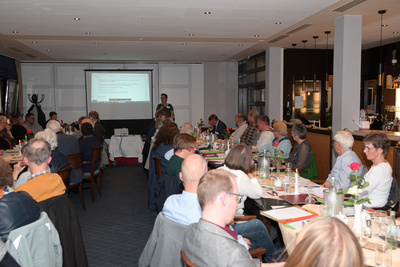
[261,206,316,222]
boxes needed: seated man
[251,115,274,153]
[79,122,101,173]
[208,114,227,140]
[15,139,66,202]
[232,113,248,143]
[322,131,364,189]
[182,169,283,267]
[164,133,197,183]
[180,122,193,135]
[241,110,259,147]
[165,155,278,263]
[24,113,43,135]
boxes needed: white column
[332,16,362,133]
[265,47,284,122]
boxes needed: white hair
[333,131,354,151]
[180,122,193,134]
[35,129,58,149]
[46,119,61,132]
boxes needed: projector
[114,128,129,137]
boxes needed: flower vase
[353,203,363,234]
[276,161,281,178]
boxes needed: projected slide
[91,73,150,103]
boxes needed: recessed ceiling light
[32,41,37,44]
[382,24,388,27]
[47,49,51,52]
[238,44,244,46]
[12,31,18,34]
[94,42,99,45]
[139,38,143,41]
[275,22,282,25]
[189,33,194,37]
[74,17,80,21]
[86,32,91,35]
[177,50,182,53]
[182,43,187,46]
[393,31,399,34]
[204,11,211,15]
[254,34,260,37]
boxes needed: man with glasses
[182,169,283,267]
[322,131,364,189]
[24,113,43,135]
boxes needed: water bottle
[327,177,338,216]
[386,210,398,250]
[260,149,269,178]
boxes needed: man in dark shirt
[208,114,227,140]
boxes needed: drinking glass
[355,228,369,248]
[283,176,291,195]
[373,211,388,238]
[253,162,259,176]
[285,162,292,171]
[375,241,392,267]
[319,204,328,216]
[304,184,314,204]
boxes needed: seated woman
[361,132,392,208]
[0,117,12,150]
[219,144,262,216]
[148,121,179,210]
[285,123,312,170]
[0,158,41,242]
[79,122,101,173]
[286,216,364,267]
[257,121,292,158]
[35,129,71,174]
[10,114,27,143]
[0,116,16,147]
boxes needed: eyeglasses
[362,145,375,152]
[226,192,244,204]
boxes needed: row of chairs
[58,147,103,210]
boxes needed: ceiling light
[139,38,143,41]
[182,43,187,46]
[393,31,399,34]
[32,41,37,44]
[177,50,182,53]
[94,42,99,45]
[382,24,388,27]
[47,49,51,52]
[238,44,243,46]
[12,31,18,34]
[189,34,194,37]
[204,11,211,15]
[86,32,91,35]
[74,17,80,21]
[275,22,282,25]
[254,34,259,37]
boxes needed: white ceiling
[0,0,399,62]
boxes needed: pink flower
[349,162,361,171]
[274,141,279,147]
[208,122,211,125]
[27,129,33,134]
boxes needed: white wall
[203,62,238,128]
[21,62,207,128]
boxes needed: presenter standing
[156,93,175,120]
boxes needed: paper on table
[261,206,313,221]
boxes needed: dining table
[0,149,21,165]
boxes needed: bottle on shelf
[386,210,398,250]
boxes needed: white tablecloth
[108,135,143,162]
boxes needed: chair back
[181,250,197,267]
[58,167,72,189]
[154,157,163,178]
[90,147,101,175]
[67,152,84,171]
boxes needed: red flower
[349,162,361,171]
[208,122,211,125]
[27,129,33,134]
[226,127,231,130]
[274,141,279,147]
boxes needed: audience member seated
[361,132,392,208]
[35,129,71,174]
[251,115,274,153]
[0,117,12,150]
[0,158,41,242]
[72,116,90,139]
[15,139,66,202]
[241,109,259,147]
[24,113,43,135]
[208,114,227,140]
[180,122,193,134]
[10,114,27,142]
[285,216,364,267]
[286,123,312,170]
[45,111,58,126]
[148,122,179,210]
[88,111,106,143]
[232,113,248,143]
[47,120,83,184]
[322,131,364,189]
[0,116,16,147]
[259,121,292,158]
[79,122,101,173]
[182,169,284,267]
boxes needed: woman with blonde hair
[285,216,364,267]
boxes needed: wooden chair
[66,153,86,210]
[154,157,163,179]
[181,250,197,267]
[82,147,102,202]
[58,166,72,193]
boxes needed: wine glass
[304,184,314,204]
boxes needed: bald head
[180,154,208,192]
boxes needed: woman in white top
[362,132,392,207]
[219,144,262,216]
